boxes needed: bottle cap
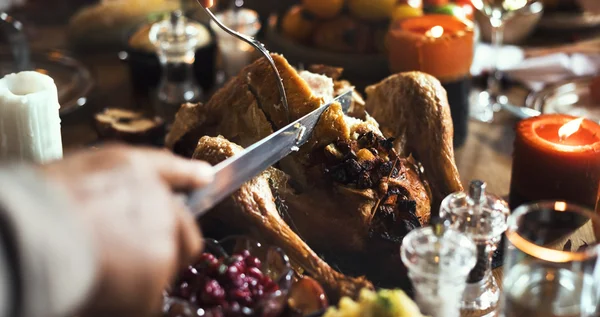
[149,11,211,59]
[440,180,510,241]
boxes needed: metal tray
[525,76,600,123]
[0,50,94,116]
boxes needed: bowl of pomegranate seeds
[164,236,294,317]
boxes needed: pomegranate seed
[244,256,261,269]
[207,279,221,292]
[252,288,264,298]
[198,253,215,264]
[246,267,263,280]
[233,273,249,288]
[213,286,225,302]
[240,250,251,259]
[264,281,279,293]
[171,250,275,313]
[230,289,252,300]
[232,261,246,273]
[226,255,244,265]
[225,266,240,282]
[244,276,258,288]
[206,262,221,277]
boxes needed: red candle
[509,114,600,212]
[386,15,474,82]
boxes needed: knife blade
[187,89,354,216]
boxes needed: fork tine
[197,2,291,124]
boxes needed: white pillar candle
[0,71,63,163]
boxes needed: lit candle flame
[558,117,585,141]
[554,201,567,212]
[407,0,421,8]
[201,0,214,8]
[428,26,444,39]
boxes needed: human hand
[40,144,214,317]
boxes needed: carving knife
[187,89,354,217]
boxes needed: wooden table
[33,18,520,279]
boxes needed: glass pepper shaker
[401,218,477,317]
[439,180,510,316]
[150,11,208,123]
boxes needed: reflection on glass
[501,201,600,317]
[440,180,510,316]
[210,8,260,79]
[150,10,207,122]
[469,0,540,122]
[401,223,477,317]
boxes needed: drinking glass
[470,0,539,122]
[501,201,600,317]
[210,7,260,79]
[401,222,477,317]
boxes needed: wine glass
[501,201,600,317]
[470,0,540,122]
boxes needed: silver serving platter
[525,76,600,123]
[538,12,600,30]
[0,50,94,116]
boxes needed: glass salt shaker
[440,180,510,316]
[401,219,477,317]
[150,11,208,122]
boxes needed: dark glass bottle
[441,77,471,148]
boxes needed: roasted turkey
[166,55,462,299]
[192,135,373,302]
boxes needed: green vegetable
[430,4,466,17]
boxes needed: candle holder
[400,219,477,317]
[509,114,600,212]
[501,201,600,317]
[440,180,510,316]
[150,11,205,123]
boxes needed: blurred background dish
[67,0,181,50]
[263,0,478,89]
[264,15,389,90]
[525,76,600,122]
[0,50,94,115]
[119,18,217,102]
[538,11,600,30]
[537,0,600,30]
